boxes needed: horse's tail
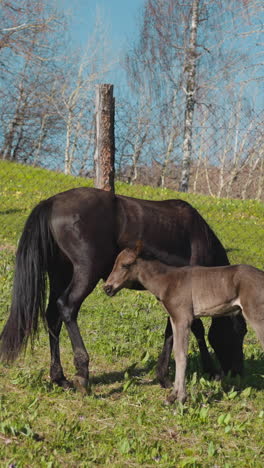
[0,199,54,362]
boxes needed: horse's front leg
[167,315,191,404]
[208,315,247,376]
[191,318,217,377]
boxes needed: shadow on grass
[89,352,264,399]
[225,247,240,254]
[0,208,25,215]
[90,357,157,387]
[236,356,264,390]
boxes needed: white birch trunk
[159,89,178,188]
[256,155,264,201]
[64,108,74,174]
[179,0,200,192]
[33,114,48,166]
[159,129,178,188]
[192,107,208,193]
[241,156,260,199]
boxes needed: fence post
[94,84,115,192]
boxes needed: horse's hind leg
[46,298,71,389]
[46,269,73,389]
[156,317,173,388]
[57,267,99,393]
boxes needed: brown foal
[104,245,264,403]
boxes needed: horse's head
[104,242,143,296]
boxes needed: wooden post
[94,84,115,192]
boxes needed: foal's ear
[135,240,143,256]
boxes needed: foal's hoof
[166,392,177,405]
[165,391,187,405]
[73,376,90,395]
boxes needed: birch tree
[0,0,66,164]
[124,0,263,194]
[179,0,199,192]
[0,1,59,67]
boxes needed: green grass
[0,160,264,467]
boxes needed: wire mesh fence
[115,101,264,202]
[1,90,263,201]
[1,87,264,270]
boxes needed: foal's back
[172,264,264,318]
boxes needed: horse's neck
[136,259,169,298]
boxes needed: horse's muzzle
[103,284,115,296]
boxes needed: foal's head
[104,245,142,297]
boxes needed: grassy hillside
[0,160,264,467]
[1,160,263,266]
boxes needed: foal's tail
[0,199,54,362]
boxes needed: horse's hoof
[52,378,74,390]
[214,372,223,381]
[73,376,90,395]
[60,378,74,390]
[158,377,173,389]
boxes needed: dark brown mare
[104,246,264,403]
[0,187,246,392]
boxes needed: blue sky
[56,1,263,107]
[58,0,144,53]
[56,0,145,93]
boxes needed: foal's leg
[243,306,264,351]
[157,317,215,387]
[251,322,264,350]
[167,316,191,404]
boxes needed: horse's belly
[193,298,241,318]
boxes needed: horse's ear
[135,240,143,256]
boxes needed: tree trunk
[179,0,199,192]
[64,108,74,175]
[33,114,48,166]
